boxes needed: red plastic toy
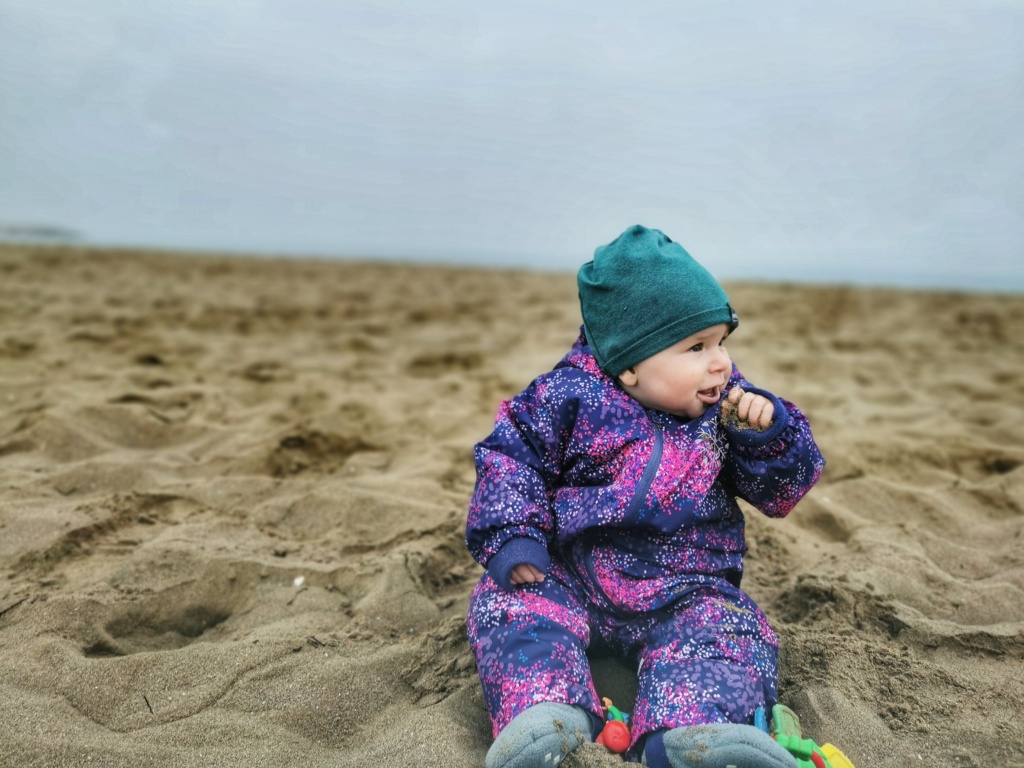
[595,697,631,753]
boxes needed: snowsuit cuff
[487,538,551,591]
[723,386,791,447]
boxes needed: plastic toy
[595,697,631,753]
[769,703,857,768]
[590,697,857,765]
[754,705,769,733]
[820,744,856,768]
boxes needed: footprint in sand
[406,350,483,378]
[264,428,380,477]
[86,602,232,657]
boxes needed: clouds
[1,0,1021,289]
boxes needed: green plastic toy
[769,704,856,768]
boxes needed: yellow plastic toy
[820,743,856,768]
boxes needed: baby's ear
[619,367,639,387]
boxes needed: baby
[465,225,824,768]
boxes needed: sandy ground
[0,244,1022,767]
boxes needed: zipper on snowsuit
[623,422,663,521]
[583,423,664,606]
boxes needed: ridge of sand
[1,244,1022,766]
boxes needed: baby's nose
[710,347,731,371]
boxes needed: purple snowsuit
[465,332,824,751]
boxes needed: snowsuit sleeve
[721,366,825,518]
[465,376,570,589]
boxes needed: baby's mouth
[697,385,723,405]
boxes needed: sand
[0,243,1022,767]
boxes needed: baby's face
[618,323,732,420]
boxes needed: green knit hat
[578,225,738,376]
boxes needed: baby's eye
[689,343,704,353]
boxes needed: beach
[1,243,1022,767]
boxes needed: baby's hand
[510,563,546,585]
[723,387,775,431]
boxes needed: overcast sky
[1,0,1021,290]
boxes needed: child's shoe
[642,723,798,768]
[485,703,594,768]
